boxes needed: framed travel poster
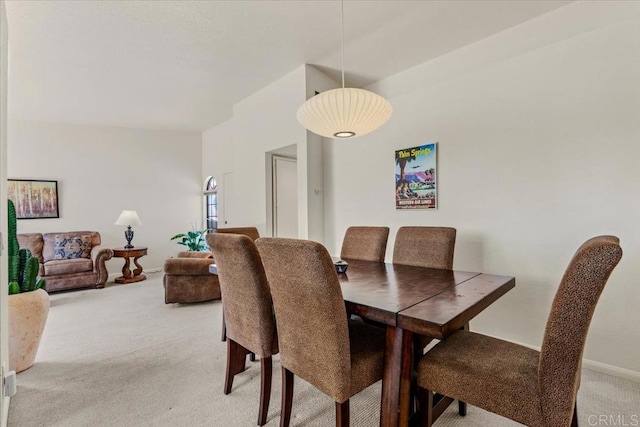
[395,143,437,209]
[8,179,60,219]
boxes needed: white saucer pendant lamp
[297,87,392,138]
[297,0,392,139]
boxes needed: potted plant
[170,228,208,251]
[7,199,49,373]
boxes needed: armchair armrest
[177,251,213,259]
[164,258,215,276]
[91,245,114,287]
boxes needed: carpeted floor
[8,273,640,426]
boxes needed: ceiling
[5,0,571,132]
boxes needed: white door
[273,157,298,238]
[222,172,234,226]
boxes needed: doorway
[271,156,298,238]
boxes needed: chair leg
[571,402,579,427]
[250,352,257,362]
[221,311,227,342]
[458,400,467,416]
[224,339,246,394]
[280,368,294,427]
[416,386,433,427]
[257,356,272,426]
[411,335,434,416]
[336,400,350,427]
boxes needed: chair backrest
[207,227,260,260]
[340,226,390,262]
[208,233,276,357]
[392,226,456,269]
[214,227,260,241]
[256,237,352,403]
[538,235,622,427]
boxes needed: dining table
[337,259,515,427]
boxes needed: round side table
[112,247,148,284]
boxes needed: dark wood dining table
[337,259,515,427]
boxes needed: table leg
[133,256,144,276]
[116,256,147,284]
[114,249,147,284]
[121,257,132,279]
[399,330,414,426]
[380,326,413,427]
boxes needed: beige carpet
[8,273,640,426]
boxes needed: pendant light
[297,0,392,139]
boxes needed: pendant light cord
[340,0,345,89]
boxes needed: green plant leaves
[170,229,208,251]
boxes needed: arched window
[204,176,218,232]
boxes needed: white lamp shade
[296,87,392,138]
[114,210,142,226]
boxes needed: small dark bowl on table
[334,260,349,274]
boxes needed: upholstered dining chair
[214,226,260,242]
[208,226,261,343]
[256,237,387,427]
[392,226,456,269]
[415,235,623,427]
[208,233,277,426]
[340,226,390,262]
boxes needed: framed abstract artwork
[8,179,59,219]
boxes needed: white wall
[8,120,203,273]
[301,66,339,242]
[324,2,640,374]
[1,1,9,424]
[202,65,328,239]
[231,67,306,234]
[202,119,234,227]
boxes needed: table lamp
[114,210,142,249]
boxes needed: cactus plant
[7,200,46,295]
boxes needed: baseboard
[2,395,9,427]
[484,334,640,383]
[582,359,640,383]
